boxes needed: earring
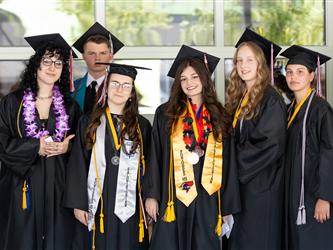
[128,98,132,102]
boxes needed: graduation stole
[172,101,223,207]
[87,108,146,247]
[287,88,313,128]
[232,90,249,128]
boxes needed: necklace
[36,95,52,100]
[22,85,70,142]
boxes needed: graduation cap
[96,62,151,80]
[167,45,220,78]
[24,33,78,58]
[72,22,124,54]
[235,28,281,66]
[281,45,331,71]
[95,62,151,106]
[281,45,331,97]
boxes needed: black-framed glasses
[41,57,63,69]
[109,81,133,91]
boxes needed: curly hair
[19,42,71,105]
[85,74,140,152]
[225,42,270,120]
[165,58,231,140]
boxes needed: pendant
[111,155,120,165]
[187,152,199,165]
[194,147,204,157]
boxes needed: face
[236,45,259,87]
[36,53,63,87]
[285,64,314,93]
[83,41,112,75]
[107,73,133,107]
[180,65,203,99]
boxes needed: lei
[22,85,69,142]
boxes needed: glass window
[224,0,325,46]
[224,58,327,101]
[105,0,214,46]
[0,0,94,46]
[0,60,26,97]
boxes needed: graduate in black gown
[64,63,152,250]
[143,45,241,250]
[0,34,81,250]
[225,29,287,250]
[281,45,333,250]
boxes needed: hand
[145,198,159,223]
[45,134,75,157]
[74,208,88,226]
[38,136,49,156]
[314,198,331,223]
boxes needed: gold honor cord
[106,107,125,150]
[232,91,249,129]
[287,88,313,128]
[186,99,199,141]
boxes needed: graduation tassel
[138,206,145,242]
[99,212,104,234]
[296,206,306,225]
[22,180,27,210]
[316,55,322,97]
[215,189,222,236]
[270,43,275,86]
[163,139,176,222]
[92,223,96,250]
[69,48,74,93]
[137,136,145,243]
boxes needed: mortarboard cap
[72,22,124,54]
[280,45,331,71]
[24,33,78,58]
[96,62,151,80]
[167,45,220,78]
[235,28,281,66]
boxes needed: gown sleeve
[63,115,91,211]
[138,116,152,181]
[142,106,164,202]
[0,93,40,177]
[237,92,287,184]
[315,106,333,203]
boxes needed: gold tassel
[215,214,222,236]
[99,213,104,234]
[22,180,27,209]
[92,223,96,250]
[139,219,144,242]
[163,201,176,222]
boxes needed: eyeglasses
[41,57,63,69]
[109,81,133,90]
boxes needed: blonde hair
[225,42,270,120]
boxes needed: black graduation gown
[64,113,152,250]
[285,95,333,250]
[0,89,82,250]
[143,103,241,250]
[229,85,287,250]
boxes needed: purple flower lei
[22,85,70,142]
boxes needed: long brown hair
[166,58,231,140]
[225,42,270,120]
[85,74,140,152]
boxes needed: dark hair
[19,42,71,105]
[84,34,110,52]
[85,73,140,151]
[165,58,231,140]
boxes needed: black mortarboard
[72,22,124,54]
[281,45,331,71]
[24,33,78,58]
[235,28,281,66]
[167,45,220,78]
[96,62,151,80]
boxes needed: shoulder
[0,89,24,108]
[310,96,333,117]
[155,102,169,117]
[261,85,286,110]
[138,114,152,128]
[74,74,88,86]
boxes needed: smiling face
[285,64,314,93]
[107,73,133,109]
[36,52,63,88]
[236,44,259,88]
[180,65,203,100]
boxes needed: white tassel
[296,206,306,226]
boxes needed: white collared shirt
[86,73,105,91]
